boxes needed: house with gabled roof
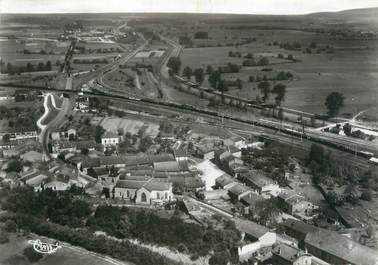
[114,178,173,205]
[304,228,378,265]
[101,131,121,147]
[239,170,280,198]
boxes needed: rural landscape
[0,2,378,265]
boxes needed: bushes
[23,246,43,263]
[10,214,180,265]
[0,230,10,244]
[88,206,241,259]
[4,219,17,232]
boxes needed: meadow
[180,28,378,117]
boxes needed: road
[91,33,148,91]
[38,78,74,161]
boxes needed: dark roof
[93,167,109,176]
[124,155,151,167]
[0,126,37,134]
[178,160,189,171]
[102,131,119,138]
[148,154,175,163]
[144,179,172,191]
[227,145,240,153]
[240,192,265,207]
[100,156,127,166]
[115,179,146,189]
[281,219,317,235]
[229,183,251,196]
[174,148,187,158]
[76,140,97,149]
[235,218,269,239]
[272,244,307,262]
[115,178,172,191]
[215,174,235,187]
[154,161,181,172]
[242,170,276,188]
[81,157,101,168]
[305,229,378,265]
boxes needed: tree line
[0,61,52,74]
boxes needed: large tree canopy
[325,92,344,116]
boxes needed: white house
[101,131,120,147]
[114,178,173,205]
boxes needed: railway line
[2,81,376,166]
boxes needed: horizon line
[1,6,377,16]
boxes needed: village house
[21,170,54,191]
[236,219,277,262]
[0,140,16,150]
[101,131,121,147]
[227,145,242,158]
[42,174,71,191]
[173,148,188,161]
[240,192,265,216]
[239,170,281,198]
[271,243,313,265]
[0,127,38,141]
[153,160,189,175]
[114,178,173,205]
[277,189,306,214]
[215,174,238,190]
[304,229,378,265]
[99,156,127,168]
[228,183,253,201]
[280,219,318,249]
[196,145,216,160]
[224,135,245,149]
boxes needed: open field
[180,28,378,117]
[0,39,67,68]
[91,116,160,138]
[0,233,130,265]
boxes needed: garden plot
[92,116,159,137]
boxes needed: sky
[1,0,378,14]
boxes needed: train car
[358,151,374,159]
[368,157,378,165]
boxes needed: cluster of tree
[228,51,242,57]
[242,57,270,67]
[194,31,208,39]
[159,121,174,134]
[75,46,123,54]
[182,66,205,84]
[87,205,241,261]
[2,187,91,227]
[73,58,109,64]
[217,62,240,74]
[0,61,52,74]
[137,30,160,41]
[248,71,293,83]
[118,132,137,154]
[64,21,84,31]
[325,92,344,117]
[178,36,193,46]
[23,49,55,55]
[307,144,378,205]
[279,41,302,50]
[242,144,290,187]
[0,105,42,129]
[167,57,181,74]
[208,70,228,92]
[257,80,287,105]
[3,212,179,265]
